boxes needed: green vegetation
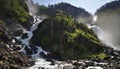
[0,0,29,23]
[0,0,106,60]
[91,52,107,60]
[32,11,104,60]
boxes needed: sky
[33,0,115,14]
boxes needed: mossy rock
[32,11,104,60]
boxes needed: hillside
[0,0,29,22]
[31,11,104,60]
[48,3,91,17]
[96,0,120,14]
[0,0,35,68]
[36,2,93,24]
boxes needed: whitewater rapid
[16,13,48,56]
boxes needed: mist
[26,0,39,15]
[76,16,92,24]
[96,13,120,50]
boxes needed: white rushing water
[28,58,70,69]
[16,13,48,55]
[87,15,116,49]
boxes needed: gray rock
[63,64,73,69]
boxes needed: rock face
[0,42,35,69]
[31,11,104,60]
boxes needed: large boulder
[31,11,105,60]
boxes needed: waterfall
[87,15,116,49]
[27,14,66,69]
[16,13,48,57]
[15,0,119,68]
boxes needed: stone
[63,64,73,69]
[21,33,28,39]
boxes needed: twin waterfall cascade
[16,14,118,69]
[15,0,119,69]
[15,13,118,69]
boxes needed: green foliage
[91,52,107,59]
[32,11,104,60]
[98,53,107,59]
[0,0,29,22]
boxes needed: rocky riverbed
[27,45,120,69]
[27,58,120,69]
[0,42,35,69]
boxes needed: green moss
[98,52,107,59]
[90,52,107,59]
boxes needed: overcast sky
[33,0,115,14]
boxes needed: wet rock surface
[21,33,28,39]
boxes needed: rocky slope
[0,0,35,68]
[31,11,105,60]
[0,42,34,69]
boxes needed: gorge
[0,0,120,69]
